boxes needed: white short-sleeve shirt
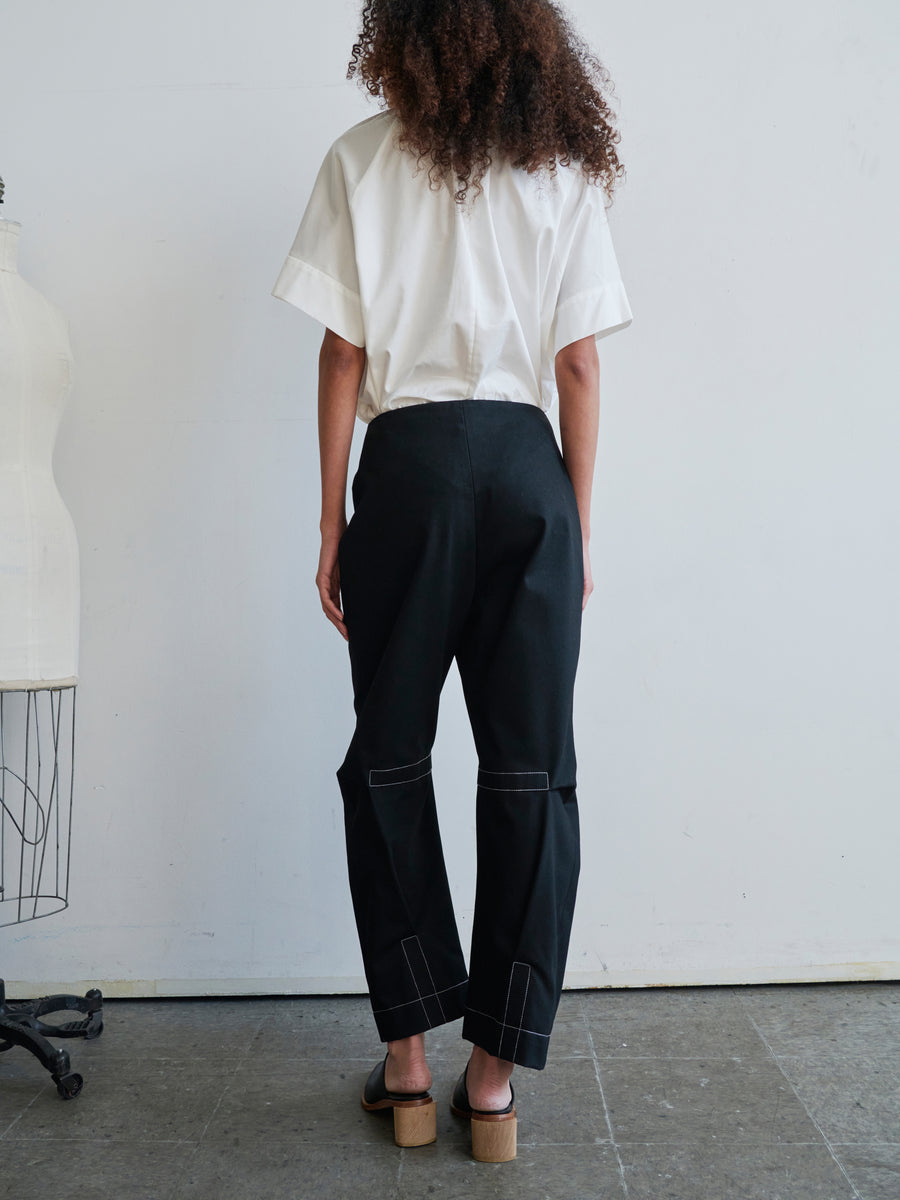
[272,110,632,425]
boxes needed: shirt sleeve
[271,144,365,347]
[549,178,633,358]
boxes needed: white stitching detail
[480,769,550,775]
[477,769,550,791]
[499,963,517,1055]
[477,783,549,792]
[400,937,430,1027]
[370,768,433,787]
[378,752,431,772]
[464,1004,550,1038]
[372,979,468,1014]
[410,935,447,1023]
[369,753,433,787]
[513,965,532,1061]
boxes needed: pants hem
[372,977,468,1041]
[461,1007,550,1070]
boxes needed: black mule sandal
[360,1051,437,1146]
[450,1062,517,1162]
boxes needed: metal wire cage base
[1,686,76,927]
[0,686,104,1096]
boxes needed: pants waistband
[368,398,549,430]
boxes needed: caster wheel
[55,1072,84,1100]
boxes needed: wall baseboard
[4,961,898,999]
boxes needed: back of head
[348,0,625,205]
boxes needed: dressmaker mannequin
[0,214,79,687]
[0,182,102,1098]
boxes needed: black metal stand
[0,977,103,1098]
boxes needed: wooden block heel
[450,1062,518,1162]
[471,1110,517,1162]
[361,1053,437,1147]
[392,1097,437,1147]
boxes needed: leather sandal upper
[363,1053,432,1104]
[452,1063,515,1115]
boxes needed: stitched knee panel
[369,752,433,788]
[477,767,550,792]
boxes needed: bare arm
[555,334,600,610]
[317,327,367,639]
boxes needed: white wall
[2,0,897,997]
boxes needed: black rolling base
[0,977,103,1099]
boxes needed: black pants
[336,398,583,1070]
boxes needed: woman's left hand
[316,530,348,641]
[582,537,594,612]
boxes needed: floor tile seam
[579,997,755,1007]
[13,1135,894,1150]
[230,1014,273,1070]
[1,1136,202,1144]
[231,1056,602,1067]
[180,1139,614,1147]
[0,1136,203,1147]
[238,1054,465,1060]
[829,1141,900,1147]
[500,1139,616,1147]
[610,1138,858,1146]
[0,1114,23,1140]
[253,1051,466,1058]
[743,1011,864,1200]
[110,1137,617,1148]
[159,1149,203,1200]
[587,1053,777,1061]
[583,1009,630,1198]
[769,1050,900,1061]
[0,1080,48,1141]
[230,1058,478,1069]
[70,1059,246,1069]
[191,1079,237,1147]
[69,1065,247,1075]
[579,1011,756,1018]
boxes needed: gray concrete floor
[1,982,898,1199]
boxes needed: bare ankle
[467,1045,514,1083]
[465,1046,514,1109]
[388,1033,427,1063]
[384,1034,432,1091]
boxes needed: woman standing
[272,0,632,1162]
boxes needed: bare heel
[393,1097,437,1146]
[471,1111,517,1162]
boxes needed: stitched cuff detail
[401,934,447,1025]
[499,961,533,1060]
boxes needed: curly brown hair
[347,0,625,205]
